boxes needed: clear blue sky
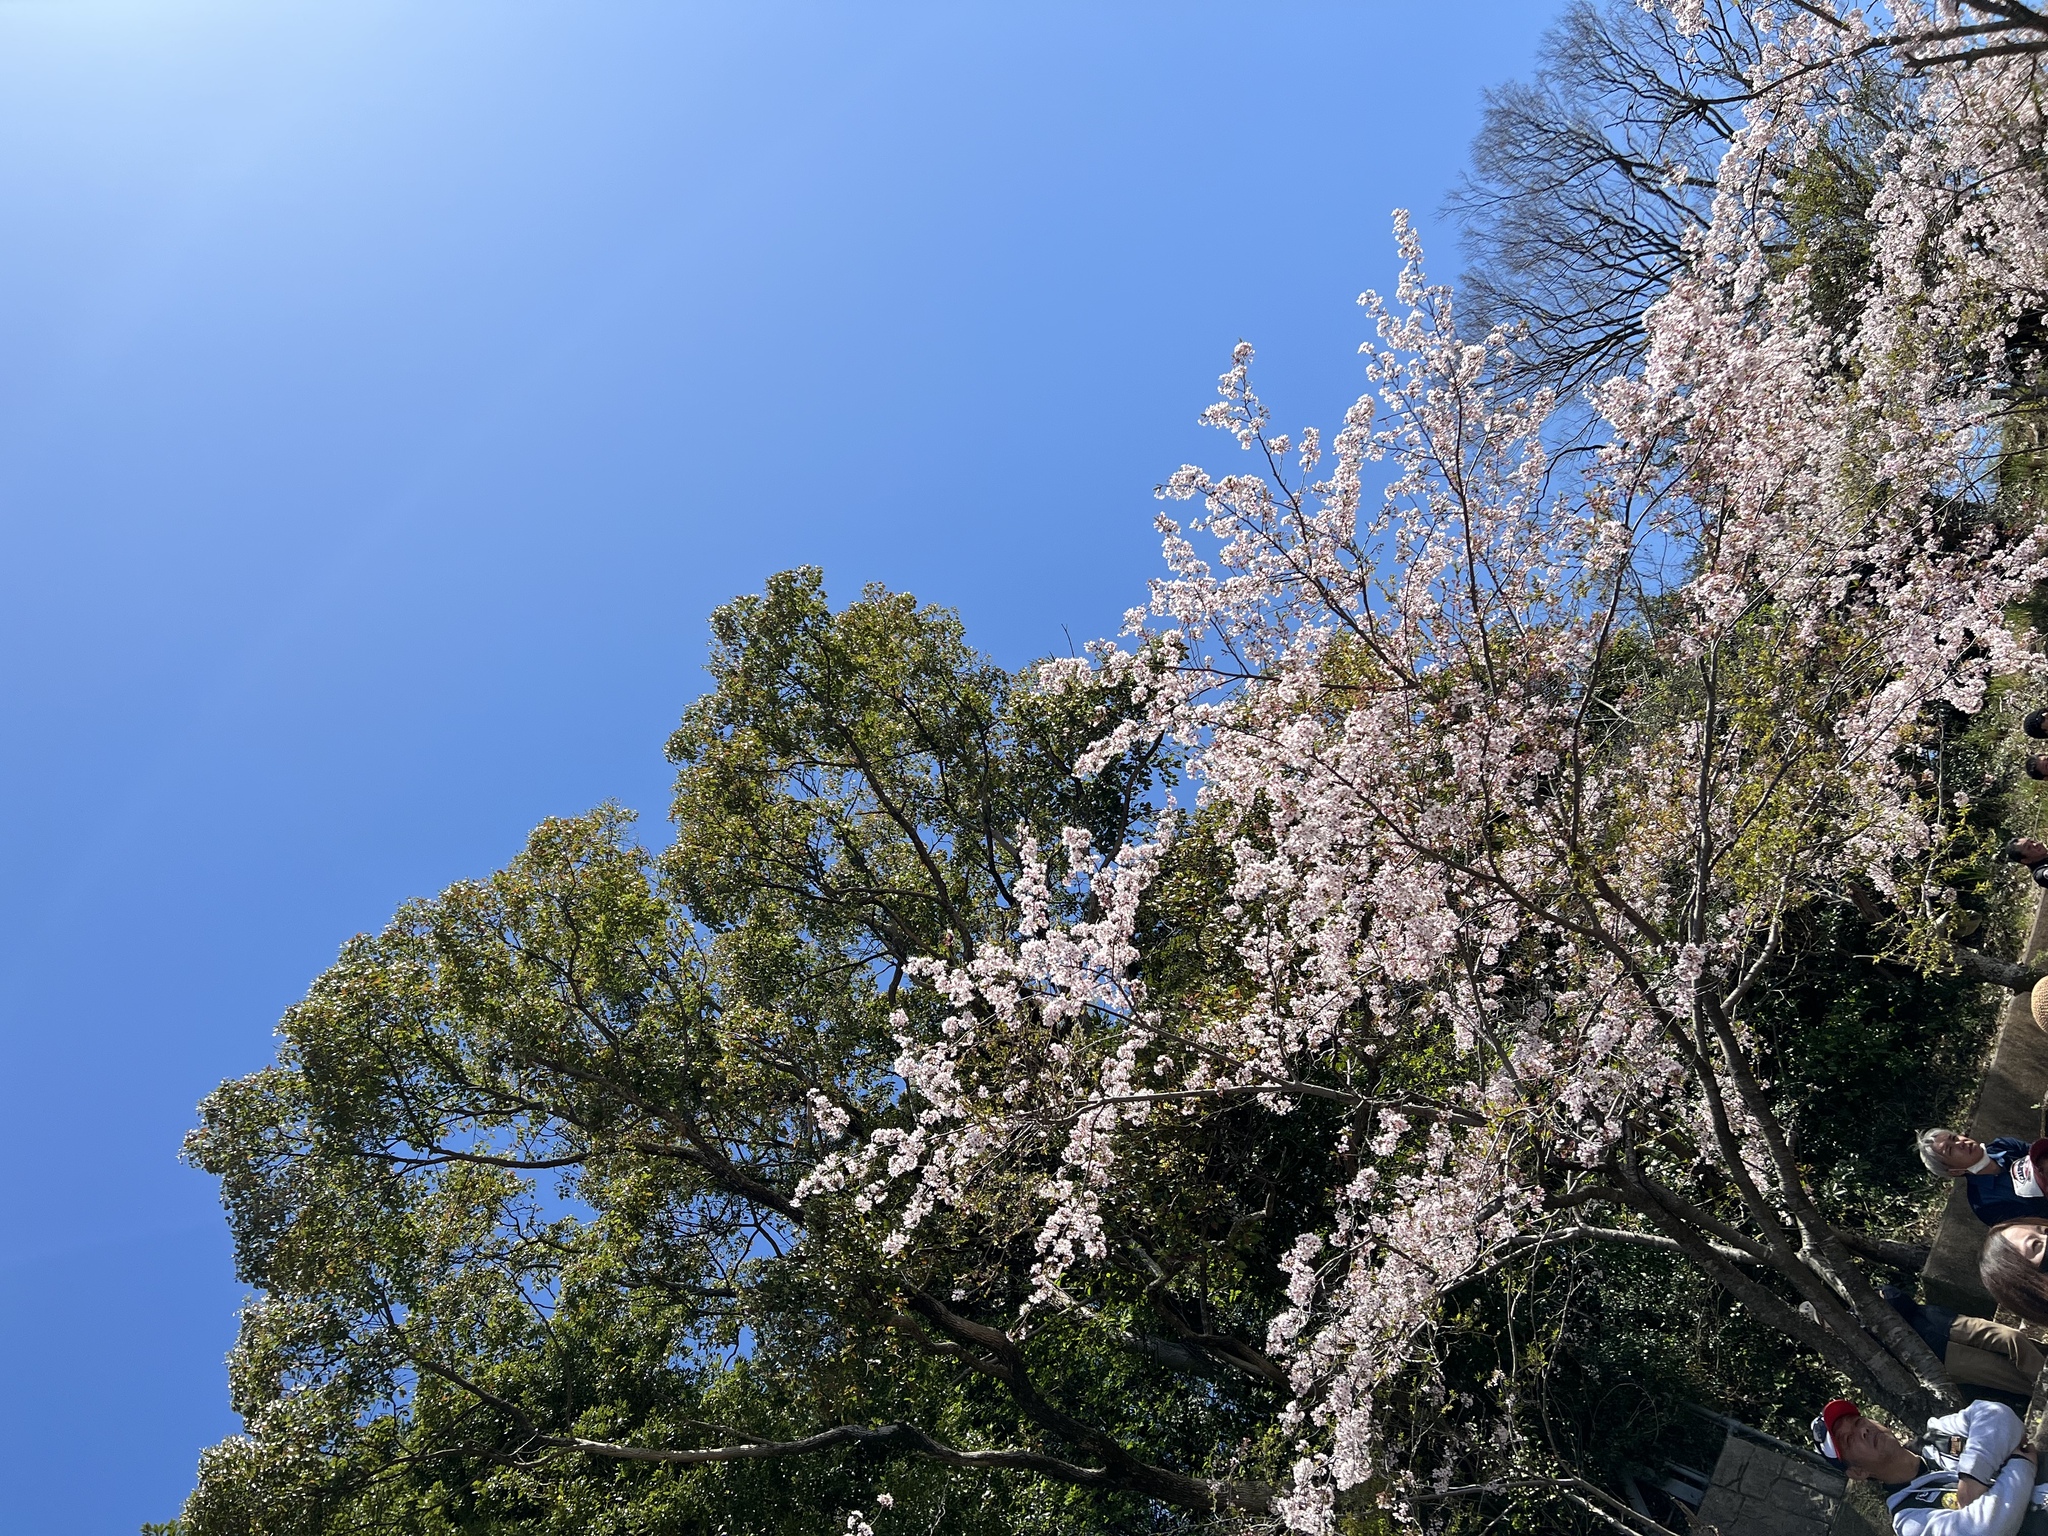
[0,3,1561,1527]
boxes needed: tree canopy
[184,572,1262,1534]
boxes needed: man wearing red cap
[1812,1396,2045,1535]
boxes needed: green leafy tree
[183,570,1321,1534]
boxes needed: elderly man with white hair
[1918,1131,2048,1228]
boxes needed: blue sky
[0,3,1561,1527]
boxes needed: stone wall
[1692,1437,1843,1536]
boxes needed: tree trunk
[1952,946,2042,992]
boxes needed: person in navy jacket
[1920,1130,2048,1227]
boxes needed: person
[2027,755,2048,782]
[1982,1219,2048,1327]
[1812,1396,2045,1535]
[2004,839,2048,869]
[1920,1131,2048,1226]
[2025,709,2048,740]
[1877,1286,2047,1402]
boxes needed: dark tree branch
[1952,946,2043,992]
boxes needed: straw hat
[2030,975,2048,1031]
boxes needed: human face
[1933,1130,1985,1173]
[2018,839,2048,865]
[1998,1224,2048,1268]
[1833,1412,1908,1480]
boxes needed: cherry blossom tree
[811,7,2048,1527]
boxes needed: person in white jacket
[1812,1397,2044,1536]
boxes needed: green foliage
[1755,906,1990,1229]
[181,570,1270,1536]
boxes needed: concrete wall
[1693,1437,1844,1536]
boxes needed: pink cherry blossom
[819,8,2048,1526]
